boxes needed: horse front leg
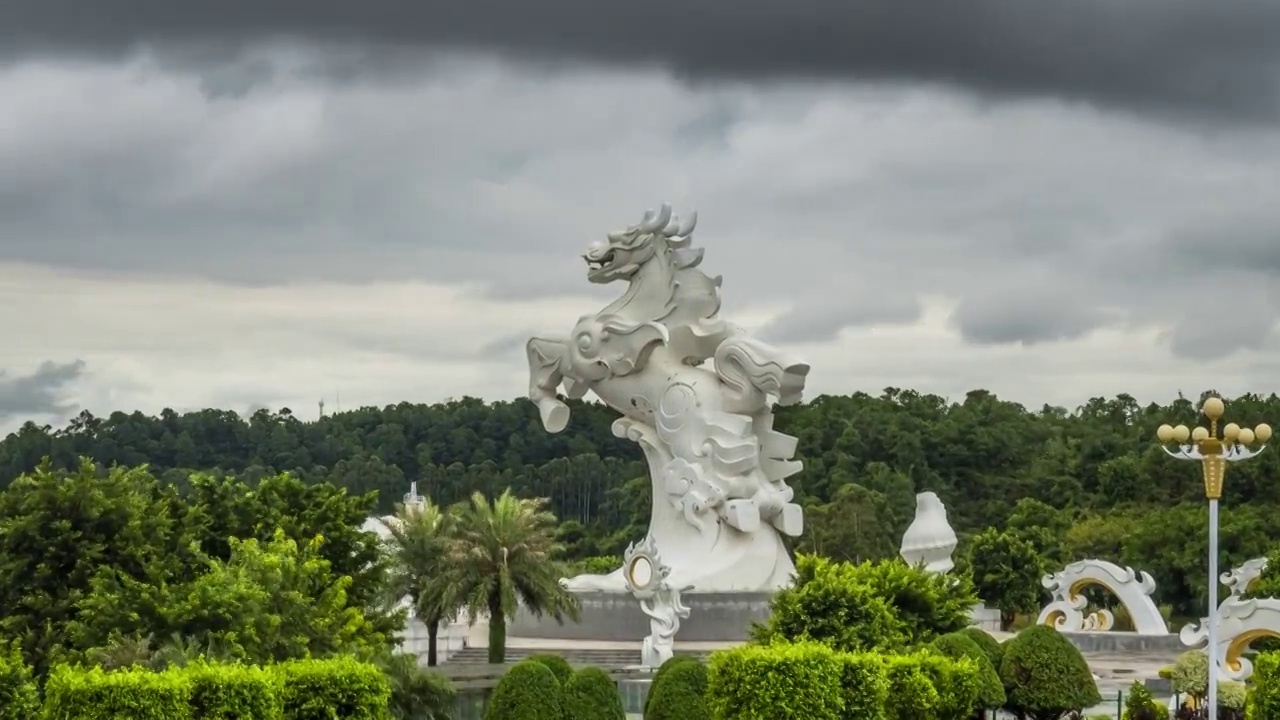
[526,337,572,433]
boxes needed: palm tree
[381,499,458,666]
[448,490,580,663]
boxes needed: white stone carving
[1178,557,1279,681]
[1037,559,1169,635]
[899,492,958,574]
[623,535,693,668]
[526,204,808,593]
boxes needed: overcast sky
[3,1,1280,432]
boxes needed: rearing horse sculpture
[525,204,808,593]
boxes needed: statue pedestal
[508,591,775,642]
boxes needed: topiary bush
[882,654,940,720]
[930,631,1005,711]
[915,651,979,720]
[961,627,1004,673]
[835,652,888,720]
[526,654,574,686]
[706,642,844,720]
[999,624,1101,720]
[563,667,624,720]
[0,640,39,720]
[643,656,698,716]
[41,664,193,720]
[485,659,564,720]
[1171,650,1209,703]
[186,662,281,720]
[1123,680,1161,720]
[645,658,708,720]
[274,656,390,720]
[1248,652,1280,720]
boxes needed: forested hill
[4,388,1280,617]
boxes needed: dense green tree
[448,491,580,663]
[967,529,1045,629]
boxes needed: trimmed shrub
[835,653,888,720]
[1171,650,1208,701]
[526,654,574,686]
[186,662,281,720]
[485,659,563,720]
[563,667,624,720]
[930,631,1005,710]
[643,656,698,715]
[645,658,708,720]
[1122,680,1161,720]
[1248,652,1280,720]
[41,664,192,720]
[882,654,940,720]
[961,627,1004,672]
[999,625,1101,719]
[274,656,390,720]
[0,641,40,720]
[707,642,843,720]
[915,651,980,720]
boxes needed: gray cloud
[0,360,85,422]
[5,2,1280,121]
[952,285,1112,346]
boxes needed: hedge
[186,662,281,720]
[646,659,709,720]
[562,667,624,720]
[914,651,979,720]
[275,657,391,720]
[1248,652,1280,720]
[706,642,843,720]
[41,665,192,720]
[835,652,888,720]
[883,654,940,720]
[1000,625,1101,718]
[644,656,698,715]
[961,627,1003,671]
[484,659,563,720]
[526,654,574,686]
[0,641,40,720]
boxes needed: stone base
[1060,631,1187,653]
[508,591,775,642]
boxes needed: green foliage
[1220,680,1246,710]
[1170,650,1208,700]
[960,627,1004,672]
[0,639,39,720]
[484,660,564,720]
[929,631,1005,709]
[706,642,844,720]
[274,656,391,720]
[526,654,574,685]
[882,654,940,720]
[562,667,624,720]
[1122,680,1160,720]
[644,658,708,720]
[834,652,888,720]
[918,652,979,720]
[753,554,973,653]
[380,500,458,667]
[449,491,581,663]
[41,664,193,720]
[643,656,699,717]
[375,652,455,720]
[1247,652,1280,720]
[967,528,1045,629]
[186,662,281,720]
[999,624,1101,720]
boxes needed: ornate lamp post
[1156,396,1271,720]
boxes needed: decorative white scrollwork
[623,535,693,668]
[1179,557,1280,681]
[1037,559,1168,635]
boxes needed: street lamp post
[1156,396,1271,720]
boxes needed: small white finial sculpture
[623,535,693,668]
[900,492,958,573]
[526,204,809,593]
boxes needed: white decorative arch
[1037,559,1169,635]
[1179,557,1279,681]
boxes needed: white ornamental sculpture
[526,204,808,593]
[899,492,958,573]
[1180,557,1280,681]
[622,535,693,668]
[1037,559,1169,635]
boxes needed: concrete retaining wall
[1060,631,1186,653]
[508,591,775,641]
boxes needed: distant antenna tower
[318,399,325,419]
[336,390,341,414]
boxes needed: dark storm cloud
[4,1,1280,120]
[0,360,85,421]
